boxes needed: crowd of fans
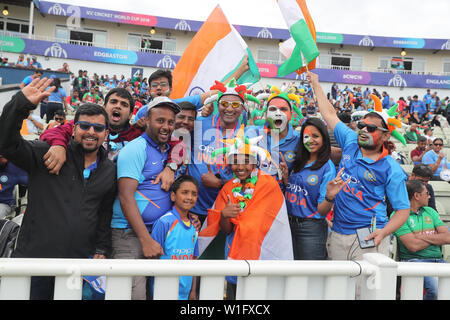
[1,56,450,301]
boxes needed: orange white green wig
[370,94,406,146]
[211,125,272,163]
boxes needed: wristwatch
[166,162,178,172]
[325,196,335,203]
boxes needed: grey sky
[54,0,450,39]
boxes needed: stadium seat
[435,200,448,217]
[430,181,450,220]
[442,244,450,263]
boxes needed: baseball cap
[147,96,181,114]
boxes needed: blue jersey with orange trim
[152,207,199,300]
[187,115,240,216]
[285,159,336,219]
[111,133,172,229]
[332,122,409,235]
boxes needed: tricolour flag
[198,172,293,261]
[277,0,319,77]
[170,5,260,99]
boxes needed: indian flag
[277,0,319,77]
[170,5,260,99]
[198,172,293,261]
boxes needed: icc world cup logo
[44,43,68,58]
[388,74,407,87]
[157,55,176,69]
[175,20,191,31]
[359,36,374,47]
[48,4,66,16]
[257,28,273,39]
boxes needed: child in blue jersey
[151,175,199,300]
[282,118,348,260]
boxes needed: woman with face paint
[282,118,348,260]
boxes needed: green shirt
[391,206,445,260]
[403,130,419,143]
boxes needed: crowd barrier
[1,253,450,300]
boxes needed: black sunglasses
[54,117,64,121]
[434,143,443,146]
[357,121,389,133]
[75,121,106,133]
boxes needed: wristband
[325,196,335,203]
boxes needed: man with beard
[0,78,116,300]
[110,96,181,300]
[39,87,181,190]
[307,72,410,263]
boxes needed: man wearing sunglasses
[307,72,410,268]
[422,138,450,180]
[0,78,117,299]
[44,110,67,131]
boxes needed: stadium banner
[37,1,450,51]
[5,34,449,89]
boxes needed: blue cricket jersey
[422,150,450,178]
[0,163,28,206]
[244,124,300,187]
[111,133,172,229]
[332,122,410,234]
[285,159,336,219]
[152,206,199,300]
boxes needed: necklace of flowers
[231,169,258,211]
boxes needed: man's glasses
[150,82,169,88]
[75,121,106,133]
[54,117,64,121]
[434,143,443,146]
[219,100,243,109]
[357,121,389,133]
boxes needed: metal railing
[2,253,449,300]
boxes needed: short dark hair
[74,103,109,128]
[54,109,66,117]
[149,69,172,88]
[104,87,134,113]
[417,136,427,143]
[406,180,425,200]
[337,112,351,124]
[171,175,199,194]
[177,101,197,116]
[433,138,443,144]
[412,164,433,179]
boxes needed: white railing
[3,253,448,300]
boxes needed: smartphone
[356,227,375,249]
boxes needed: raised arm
[0,78,54,172]
[307,72,341,131]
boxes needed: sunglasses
[75,121,107,133]
[219,100,243,109]
[434,143,443,146]
[150,82,169,88]
[54,117,64,121]
[356,121,389,133]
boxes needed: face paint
[266,107,288,132]
[357,120,381,150]
[303,126,312,152]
